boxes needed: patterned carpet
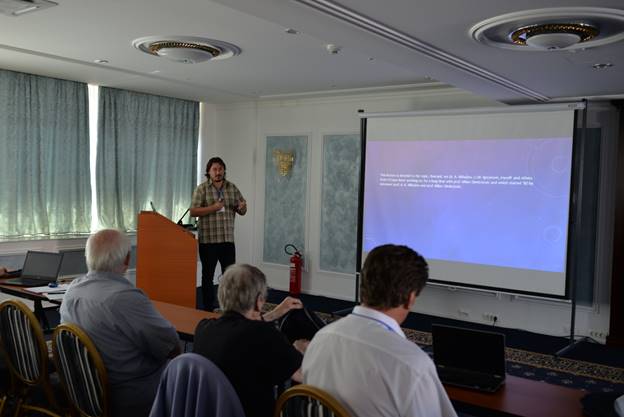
[308,310,624,394]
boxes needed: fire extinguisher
[285,244,303,296]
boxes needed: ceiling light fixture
[94,59,109,64]
[285,28,299,34]
[133,36,241,64]
[511,23,599,50]
[471,7,624,52]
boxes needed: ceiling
[0,0,623,104]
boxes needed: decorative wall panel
[320,134,360,273]
[263,136,308,265]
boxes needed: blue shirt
[60,271,179,417]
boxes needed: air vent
[0,0,57,16]
[132,36,241,64]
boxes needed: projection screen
[360,104,582,298]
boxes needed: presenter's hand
[237,199,247,213]
[212,200,225,211]
[265,296,303,321]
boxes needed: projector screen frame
[355,102,586,301]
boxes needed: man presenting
[191,157,247,311]
[303,244,457,417]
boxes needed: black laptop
[432,324,506,393]
[4,251,64,287]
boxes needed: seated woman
[193,264,306,417]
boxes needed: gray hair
[85,229,131,272]
[218,264,267,314]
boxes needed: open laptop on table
[3,251,64,287]
[432,323,506,393]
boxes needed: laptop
[432,324,506,393]
[3,251,64,287]
[58,248,87,281]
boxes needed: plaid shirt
[191,179,246,243]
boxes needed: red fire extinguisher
[285,244,303,296]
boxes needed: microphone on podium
[177,208,192,227]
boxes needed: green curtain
[0,69,91,238]
[96,87,198,230]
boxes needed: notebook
[3,251,64,287]
[432,324,506,393]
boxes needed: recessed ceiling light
[284,28,299,35]
[94,59,109,64]
[368,57,375,61]
[592,62,613,69]
[326,44,341,54]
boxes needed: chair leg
[42,381,60,412]
[12,397,24,417]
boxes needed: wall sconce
[273,149,295,177]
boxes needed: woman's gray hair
[218,264,267,314]
[85,229,132,272]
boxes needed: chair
[51,323,109,417]
[273,384,351,417]
[149,353,245,417]
[0,299,61,417]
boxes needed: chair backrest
[52,323,109,417]
[273,384,351,417]
[0,299,48,385]
[149,353,245,417]
[278,307,326,344]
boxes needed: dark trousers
[198,242,236,311]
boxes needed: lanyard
[213,185,224,201]
[351,312,397,334]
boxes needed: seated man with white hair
[193,263,305,417]
[60,229,180,417]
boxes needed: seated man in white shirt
[302,244,458,417]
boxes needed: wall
[202,85,618,342]
[0,84,615,341]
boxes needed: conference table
[151,299,218,340]
[153,300,585,417]
[0,284,586,417]
[0,281,218,337]
[0,278,60,329]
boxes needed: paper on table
[45,293,65,301]
[27,284,70,293]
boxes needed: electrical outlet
[483,313,499,323]
[589,330,607,340]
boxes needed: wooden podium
[136,211,197,308]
